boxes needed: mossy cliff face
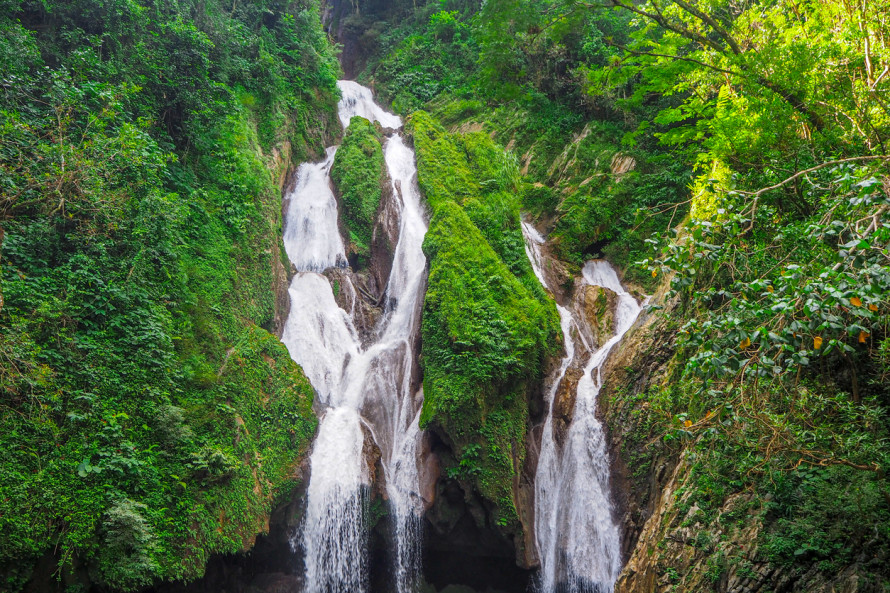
[407,111,560,564]
[330,116,386,263]
[0,118,324,593]
[0,0,338,589]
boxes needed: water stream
[523,223,643,593]
[280,80,427,593]
[278,79,638,593]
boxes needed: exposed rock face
[423,459,534,592]
[596,283,679,562]
[417,433,441,510]
[580,284,616,345]
[269,145,297,338]
[610,153,636,176]
[320,0,382,80]
[369,171,399,298]
[421,408,543,574]
[551,366,583,442]
[547,281,618,446]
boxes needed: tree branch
[593,0,825,130]
[608,42,745,77]
[740,155,890,233]
[609,42,825,130]
[669,0,742,54]
[603,0,724,53]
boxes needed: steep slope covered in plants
[330,115,386,262]
[0,0,338,589]
[410,111,561,564]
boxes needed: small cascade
[283,147,347,272]
[378,134,428,593]
[523,223,643,593]
[336,80,403,130]
[280,80,428,593]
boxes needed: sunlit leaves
[643,163,890,386]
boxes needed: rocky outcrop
[597,281,884,593]
[615,452,877,593]
[581,285,616,345]
[546,277,619,446]
[422,431,535,591]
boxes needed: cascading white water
[280,80,427,593]
[336,80,403,130]
[377,135,428,593]
[284,147,347,272]
[523,223,642,593]
[301,407,369,593]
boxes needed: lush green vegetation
[3,0,890,587]
[636,160,890,583]
[349,0,890,584]
[410,111,560,529]
[350,0,693,286]
[0,0,338,588]
[330,116,385,260]
[613,0,889,581]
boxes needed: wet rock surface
[423,477,533,592]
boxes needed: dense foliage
[409,111,560,531]
[330,116,385,260]
[3,0,889,587]
[346,0,890,585]
[634,158,890,584]
[604,0,890,584]
[0,0,338,588]
[608,0,890,582]
[351,0,692,285]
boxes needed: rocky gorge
[2,0,889,592]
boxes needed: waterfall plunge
[280,81,427,593]
[523,223,642,593]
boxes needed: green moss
[410,111,560,527]
[330,116,386,259]
[409,111,480,207]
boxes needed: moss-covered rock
[409,111,560,544]
[330,116,385,260]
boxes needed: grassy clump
[410,111,560,527]
[330,116,385,259]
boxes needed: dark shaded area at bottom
[148,494,533,593]
[421,542,532,593]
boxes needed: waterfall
[283,147,347,273]
[336,80,403,130]
[523,223,642,593]
[280,80,428,593]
